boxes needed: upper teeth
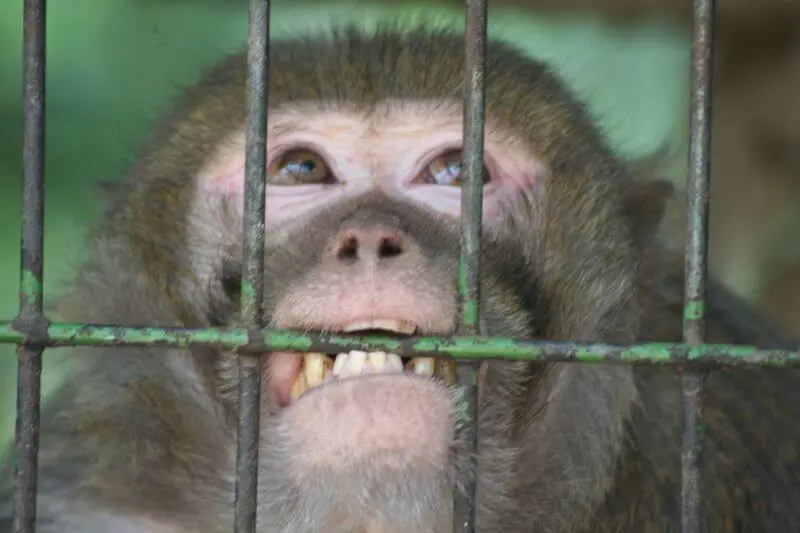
[289,350,455,402]
[286,319,456,402]
[333,350,403,378]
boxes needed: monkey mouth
[289,318,457,403]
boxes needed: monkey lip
[339,318,418,335]
[269,318,457,408]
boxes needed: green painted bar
[1,321,798,365]
[18,269,42,311]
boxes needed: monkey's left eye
[421,150,490,186]
[268,149,336,184]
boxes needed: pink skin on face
[204,104,539,227]
[199,103,541,410]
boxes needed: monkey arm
[0,346,236,533]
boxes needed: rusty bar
[233,0,270,532]
[12,1,48,532]
[1,321,799,366]
[681,0,716,531]
[454,0,488,530]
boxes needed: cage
[4,0,799,532]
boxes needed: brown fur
[1,25,799,533]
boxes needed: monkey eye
[268,148,336,185]
[421,150,490,186]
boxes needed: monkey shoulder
[613,268,800,532]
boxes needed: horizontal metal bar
[1,322,798,365]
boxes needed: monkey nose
[333,227,405,262]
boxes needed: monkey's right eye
[268,149,336,185]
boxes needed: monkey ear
[220,260,243,302]
[208,260,242,327]
[621,179,675,244]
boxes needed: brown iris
[268,148,336,184]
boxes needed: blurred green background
[0,0,691,445]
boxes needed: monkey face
[185,105,642,530]
[198,104,544,397]
[196,103,582,375]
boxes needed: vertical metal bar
[13,1,47,532]
[234,0,269,532]
[681,0,715,531]
[454,0,488,531]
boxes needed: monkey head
[93,26,670,533]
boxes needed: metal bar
[2,322,799,365]
[12,1,47,532]
[681,0,716,531]
[454,0,488,531]
[233,360,261,533]
[233,0,270,531]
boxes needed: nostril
[378,234,403,258]
[334,228,405,262]
[336,233,359,260]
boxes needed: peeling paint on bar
[683,300,705,322]
[2,322,799,366]
[18,270,42,311]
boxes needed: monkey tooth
[333,350,404,378]
[407,357,435,376]
[304,353,332,388]
[290,372,308,402]
[290,353,333,401]
[437,358,457,385]
[289,351,455,402]
[332,350,349,376]
[405,357,457,384]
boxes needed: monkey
[1,23,799,533]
